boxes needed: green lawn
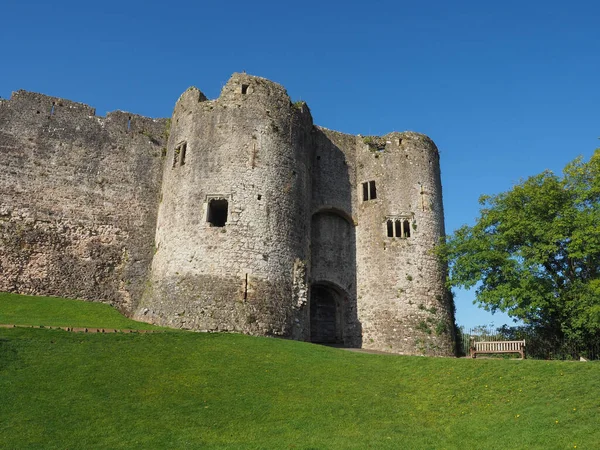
[0,292,162,330]
[1,293,599,449]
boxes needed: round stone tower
[137,74,313,338]
[355,132,455,355]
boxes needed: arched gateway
[310,283,346,344]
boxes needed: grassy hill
[1,293,599,449]
[0,292,162,330]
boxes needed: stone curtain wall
[0,91,167,313]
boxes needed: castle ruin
[0,73,455,355]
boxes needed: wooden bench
[470,340,526,359]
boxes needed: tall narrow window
[362,181,377,201]
[395,220,402,238]
[241,84,249,94]
[369,180,377,199]
[207,199,228,227]
[387,220,394,237]
[173,142,187,168]
[173,147,179,168]
[403,220,411,238]
[180,142,187,165]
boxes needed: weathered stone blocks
[1,74,456,355]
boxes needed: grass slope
[1,293,599,449]
[0,292,161,330]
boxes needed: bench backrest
[474,340,525,352]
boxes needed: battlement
[0,89,168,138]
[6,90,97,116]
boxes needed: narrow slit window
[362,182,369,201]
[369,181,377,200]
[207,199,228,227]
[180,142,187,165]
[369,181,377,199]
[172,147,179,168]
[395,220,402,238]
[173,142,187,168]
[241,84,249,94]
[403,220,411,238]
[387,220,394,237]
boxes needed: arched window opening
[386,215,415,238]
[395,220,402,238]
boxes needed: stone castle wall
[0,74,456,355]
[0,91,167,312]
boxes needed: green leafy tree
[439,149,600,344]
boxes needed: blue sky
[2,0,599,328]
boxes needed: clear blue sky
[2,0,599,328]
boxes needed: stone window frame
[204,194,232,228]
[172,141,187,168]
[385,213,414,239]
[362,180,377,201]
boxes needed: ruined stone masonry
[0,73,456,356]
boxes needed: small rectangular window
[387,220,394,237]
[395,220,402,238]
[362,180,377,201]
[241,84,249,94]
[207,199,228,227]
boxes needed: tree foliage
[439,149,600,343]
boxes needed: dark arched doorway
[310,284,342,344]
